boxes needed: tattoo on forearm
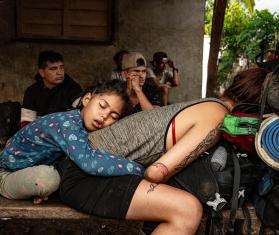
[151,162,169,177]
[174,124,222,172]
[147,183,159,194]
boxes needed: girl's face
[81,92,125,131]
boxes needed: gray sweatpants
[0,165,60,200]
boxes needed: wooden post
[206,0,227,97]
[0,0,16,44]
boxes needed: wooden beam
[0,0,16,44]
[206,0,227,97]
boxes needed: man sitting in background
[150,51,181,105]
[21,50,82,127]
[121,52,163,113]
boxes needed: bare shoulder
[181,101,229,124]
[201,101,229,113]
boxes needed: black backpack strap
[205,211,224,235]
[226,148,241,235]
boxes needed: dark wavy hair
[38,50,63,69]
[222,67,269,105]
[266,65,279,114]
[78,80,132,117]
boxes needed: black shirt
[22,74,82,116]
[132,82,164,114]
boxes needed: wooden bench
[0,196,143,234]
[0,196,274,235]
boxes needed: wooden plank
[64,25,108,39]
[21,0,63,9]
[21,23,61,36]
[21,9,62,25]
[17,0,113,41]
[68,0,108,11]
[106,0,114,42]
[0,0,16,44]
[0,196,143,233]
[0,196,90,220]
[66,10,107,26]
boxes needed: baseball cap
[121,52,146,70]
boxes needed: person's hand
[159,83,171,90]
[127,72,142,92]
[167,59,175,68]
[131,75,142,92]
[33,196,48,204]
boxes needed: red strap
[172,118,176,145]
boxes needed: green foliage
[205,0,279,84]
[241,0,255,14]
[237,10,279,60]
[222,1,249,51]
[205,0,214,35]
[218,50,237,84]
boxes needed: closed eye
[99,100,108,109]
[111,113,120,120]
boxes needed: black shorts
[57,158,142,220]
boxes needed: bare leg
[126,180,202,235]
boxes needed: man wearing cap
[151,51,181,105]
[121,52,163,113]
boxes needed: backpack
[221,103,261,155]
[0,101,21,150]
[254,168,279,234]
[167,141,262,234]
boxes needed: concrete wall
[0,0,205,103]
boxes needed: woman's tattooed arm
[174,124,222,172]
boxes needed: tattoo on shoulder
[174,123,222,172]
[147,183,159,194]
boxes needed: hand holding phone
[167,59,174,68]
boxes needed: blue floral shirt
[0,110,144,176]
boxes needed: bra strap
[172,118,176,145]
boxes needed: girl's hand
[33,196,48,204]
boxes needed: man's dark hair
[152,52,168,65]
[113,50,129,71]
[38,50,64,69]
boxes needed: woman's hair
[222,67,269,104]
[78,80,132,117]
[266,65,279,114]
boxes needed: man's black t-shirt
[132,82,164,114]
[22,74,82,116]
